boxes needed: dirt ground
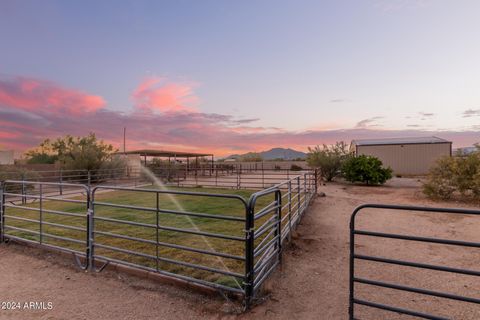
[1,178,480,319]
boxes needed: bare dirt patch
[1,180,480,319]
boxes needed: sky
[1,0,479,157]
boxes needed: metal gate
[349,204,480,319]
[0,180,90,267]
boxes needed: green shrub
[342,155,393,185]
[423,147,480,200]
[306,141,351,181]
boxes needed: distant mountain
[225,148,307,161]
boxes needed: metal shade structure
[116,149,214,170]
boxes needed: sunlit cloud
[0,74,479,156]
[0,75,105,115]
[132,76,198,113]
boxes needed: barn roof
[352,136,451,146]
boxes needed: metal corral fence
[0,166,313,193]
[349,204,480,319]
[0,171,319,307]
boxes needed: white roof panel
[352,136,451,146]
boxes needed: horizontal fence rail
[0,165,315,192]
[0,169,319,307]
[0,180,90,268]
[349,204,480,320]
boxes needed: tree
[240,152,263,162]
[306,141,351,181]
[25,133,117,173]
[25,139,58,164]
[342,155,393,185]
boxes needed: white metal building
[350,136,452,176]
[0,150,14,165]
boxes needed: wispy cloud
[329,99,345,103]
[233,118,260,124]
[463,109,480,118]
[419,112,435,117]
[373,0,430,13]
[355,116,384,128]
[417,111,436,120]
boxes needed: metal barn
[350,136,452,175]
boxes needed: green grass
[3,186,303,289]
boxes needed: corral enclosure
[0,166,319,306]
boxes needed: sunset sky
[1,0,479,156]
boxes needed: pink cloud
[0,75,105,115]
[0,131,19,139]
[132,77,198,113]
[0,74,479,156]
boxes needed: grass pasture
[2,185,288,290]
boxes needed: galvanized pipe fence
[0,170,319,307]
[0,166,315,198]
[350,204,480,319]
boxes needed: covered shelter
[117,149,215,173]
[350,136,452,175]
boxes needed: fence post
[21,172,26,205]
[303,174,307,211]
[39,184,43,244]
[87,186,94,271]
[296,176,301,224]
[156,192,160,272]
[288,180,292,241]
[59,169,63,195]
[0,182,5,243]
[87,170,91,188]
[314,169,318,194]
[195,167,198,186]
[244,202,255,308]
[262,162,265,188]
[275,190,282,262]
[348,212,356,319]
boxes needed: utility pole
[123,127,126,154]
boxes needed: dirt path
[1,180,480,319]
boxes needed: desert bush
[342,155,393,185]
[423,156,456,199]
[306,141,351,181]
[423,147,480,200]
[148,158,180,182]
[96,156,128,181]
[290,164,303,171]
[0,167,40,192]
